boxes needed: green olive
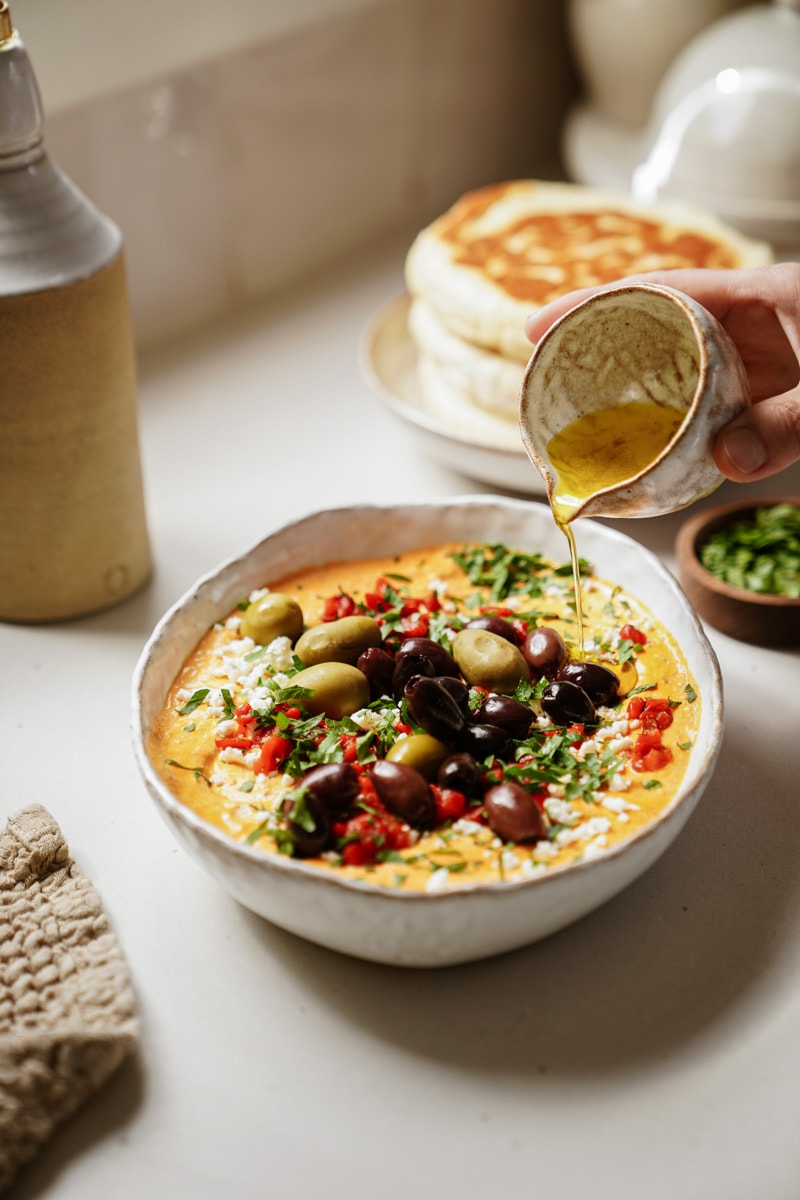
[452,627,530,695]
[291,662,370,718]
[294,615,382,667]
[240,592,304,645]
[386,733,450,780]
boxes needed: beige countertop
[4,240,800,1199]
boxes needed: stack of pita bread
[404,180,772,447]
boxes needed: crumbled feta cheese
[217,746,249,765]
[501,849,520,872]
[531,839,556,860]
[545,797,576,826]
[602,795,640,815]
[520,859,548,879]
[595,718,630,741]
[215,718,238,738]
[452,818,486,837]
[577,816,612,840]
[248,587,271,603]
[351,706,400,732]
[425,868,451,894]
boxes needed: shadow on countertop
[242,716,800,1081]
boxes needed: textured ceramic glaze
[131,497,723,968]
[519,284,750,520]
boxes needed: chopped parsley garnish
[178,688,209,715]
[699,503,800,596]
[450,543,585,602]
[165,757,211,786]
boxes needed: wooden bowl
[676,497,800,646]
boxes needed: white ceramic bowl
[131,497,723,968]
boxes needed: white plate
[358,294,545,494]
[132,496,723,968]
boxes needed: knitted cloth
[0,805,138,1191]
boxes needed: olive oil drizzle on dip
[149,542,700,893]
[547,401,686,649]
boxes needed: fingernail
[722,426,767,475]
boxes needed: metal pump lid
[0,2,121,294]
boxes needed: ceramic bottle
[0,2,151,622]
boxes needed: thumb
[714,390,800,482]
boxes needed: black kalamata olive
[484,782,548,843]
[458,722,512,761]
[392,653,435,700]
[437,675,471,714]
[541,679,597,726]
[557,661,619,707]
[371,760,436,828]
[473,693,534,740]
[302,763,360,816]
[522,626,568,677]
[437,752,483,799]
[465,615,521,645]
[282,791,331,858]
[404,675,466,742]
[356,646,395,699]
[397,636,460,677]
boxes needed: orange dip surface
[149,541,700,892]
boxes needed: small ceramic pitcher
[519,283,750,520]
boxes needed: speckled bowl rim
[131,496,723,913]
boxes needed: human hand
[524,263,800,483]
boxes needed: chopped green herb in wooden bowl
[676,498,800,646]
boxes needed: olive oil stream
[546,402,685,651]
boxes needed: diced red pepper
[234,702,256,729]
[620,623,647,646]
[215,734,254,751]
[629,728,673,773]
[321,593,356,621]
[530,790,548,812]
[338,808,411,866]
[342,840,374,867]
[340,733,359,763]
[431,784,467,825]
[255,733,293,775]
[400,614,429,637]
[632,745,673,772]
[627,695,674,732]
